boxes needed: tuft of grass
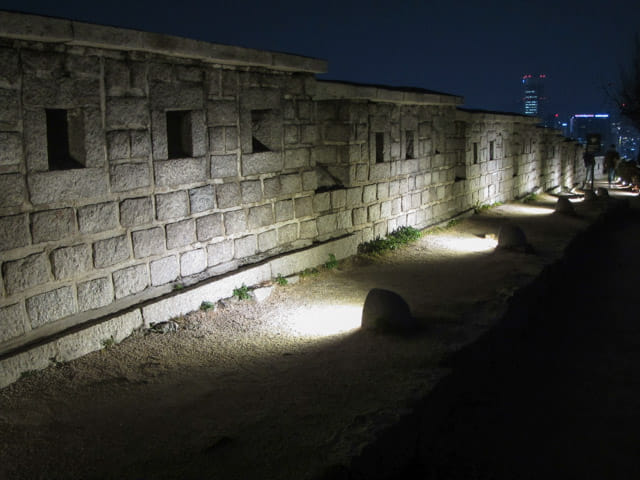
[233,284,251,300]
[102,336,116,348]
[300,267,319,277]
[324,253,338,270]
[358,226,422,256]
[200,301,215,311]
[522,193,538,203]
[275,274,288,286]
[172,283,185,291]
[474,201,503,213]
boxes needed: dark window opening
[405,131,415,159]
[46,109,84,170]
[251,109,276,153]
[166,110,193,159]
[375,132,384,163]
[489,140,495,160]
[473,142,479,164]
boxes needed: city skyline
[1,0,638,121]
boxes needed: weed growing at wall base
[324,253,338,269]
[358,226,422,256]
[275,274,288,286]
[233,284,251,300]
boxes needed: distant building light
[595,114,609,118]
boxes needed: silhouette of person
[603,144,620,188]
[582,151,595,189]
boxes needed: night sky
[2,0,638,121]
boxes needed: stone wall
[0,11,583,361]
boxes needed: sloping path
[396,195,640,479]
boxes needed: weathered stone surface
[295,196,313,218]
[166,219,196,249]
[0,214,30,251]
[497,223,530,252]
[275,200,294,222]
[313,192,331,212]
[302,170,317,191]
[284,148,310,169]
[241,151,283,176]
[211,154,238,178]
[180,249,206,276]
[78,202,118,234]
[77,277,114,311]
[156,191,189,221]
[207,100,237,125]
[113,264,148,299]
[241,180,262,204]
[248,204,274,229]
[110,163,151,192]
[31,208,75,244]
[93,235,130,268]
[106,97,149,129]
[3,253,50,295]
[154,158,208,187]
[352,207,367,225]
[150,83,203,110]
[555,196,575,214]
[258,229,277,252]
[223,209,247,235]
[189,185,215,213]
[278,223,298,244]
[28,169,109,204]
[26,286,76,328]
[0,88,19,127]
[331,189,347,209]
[299,220,318,238]
[317,213,338,235]
[132,227,165,258]
[120,197,154,227]
[361,288,416,333]
[51,244,92,280]
[0,132,22,167]
[106,130,131,160]
[196,213,224,241]
[0,303,26,343]
[150,255,179,286]
[363,184,377,203]
[216,182,241,209]
[207,240,234,266]
[235,235,257,258]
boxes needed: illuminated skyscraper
[522,74,546,118]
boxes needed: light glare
[281,304,362,337]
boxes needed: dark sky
[2,0,638,121]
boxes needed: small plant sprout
[324,253,338,269]
[275,274,288,286]
[172,283,185,291]
[233,284,251,300]
[200,301,215,311]
[102,336,116,348]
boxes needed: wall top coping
[0,10,328,74]
[314,80,464,106]
[456,107,541,123]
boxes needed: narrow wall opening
[166,110,193,159]
[375,132,384,163]
[46,109,85,170]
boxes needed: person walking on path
[603,144,620,188]
[582,151,595,190]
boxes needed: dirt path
[0,192,621,479]
[397,203,640,479]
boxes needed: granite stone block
[26,286,76,328]
[132,227,165,258]
[150,255,179,286]
[51,244,92,280]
